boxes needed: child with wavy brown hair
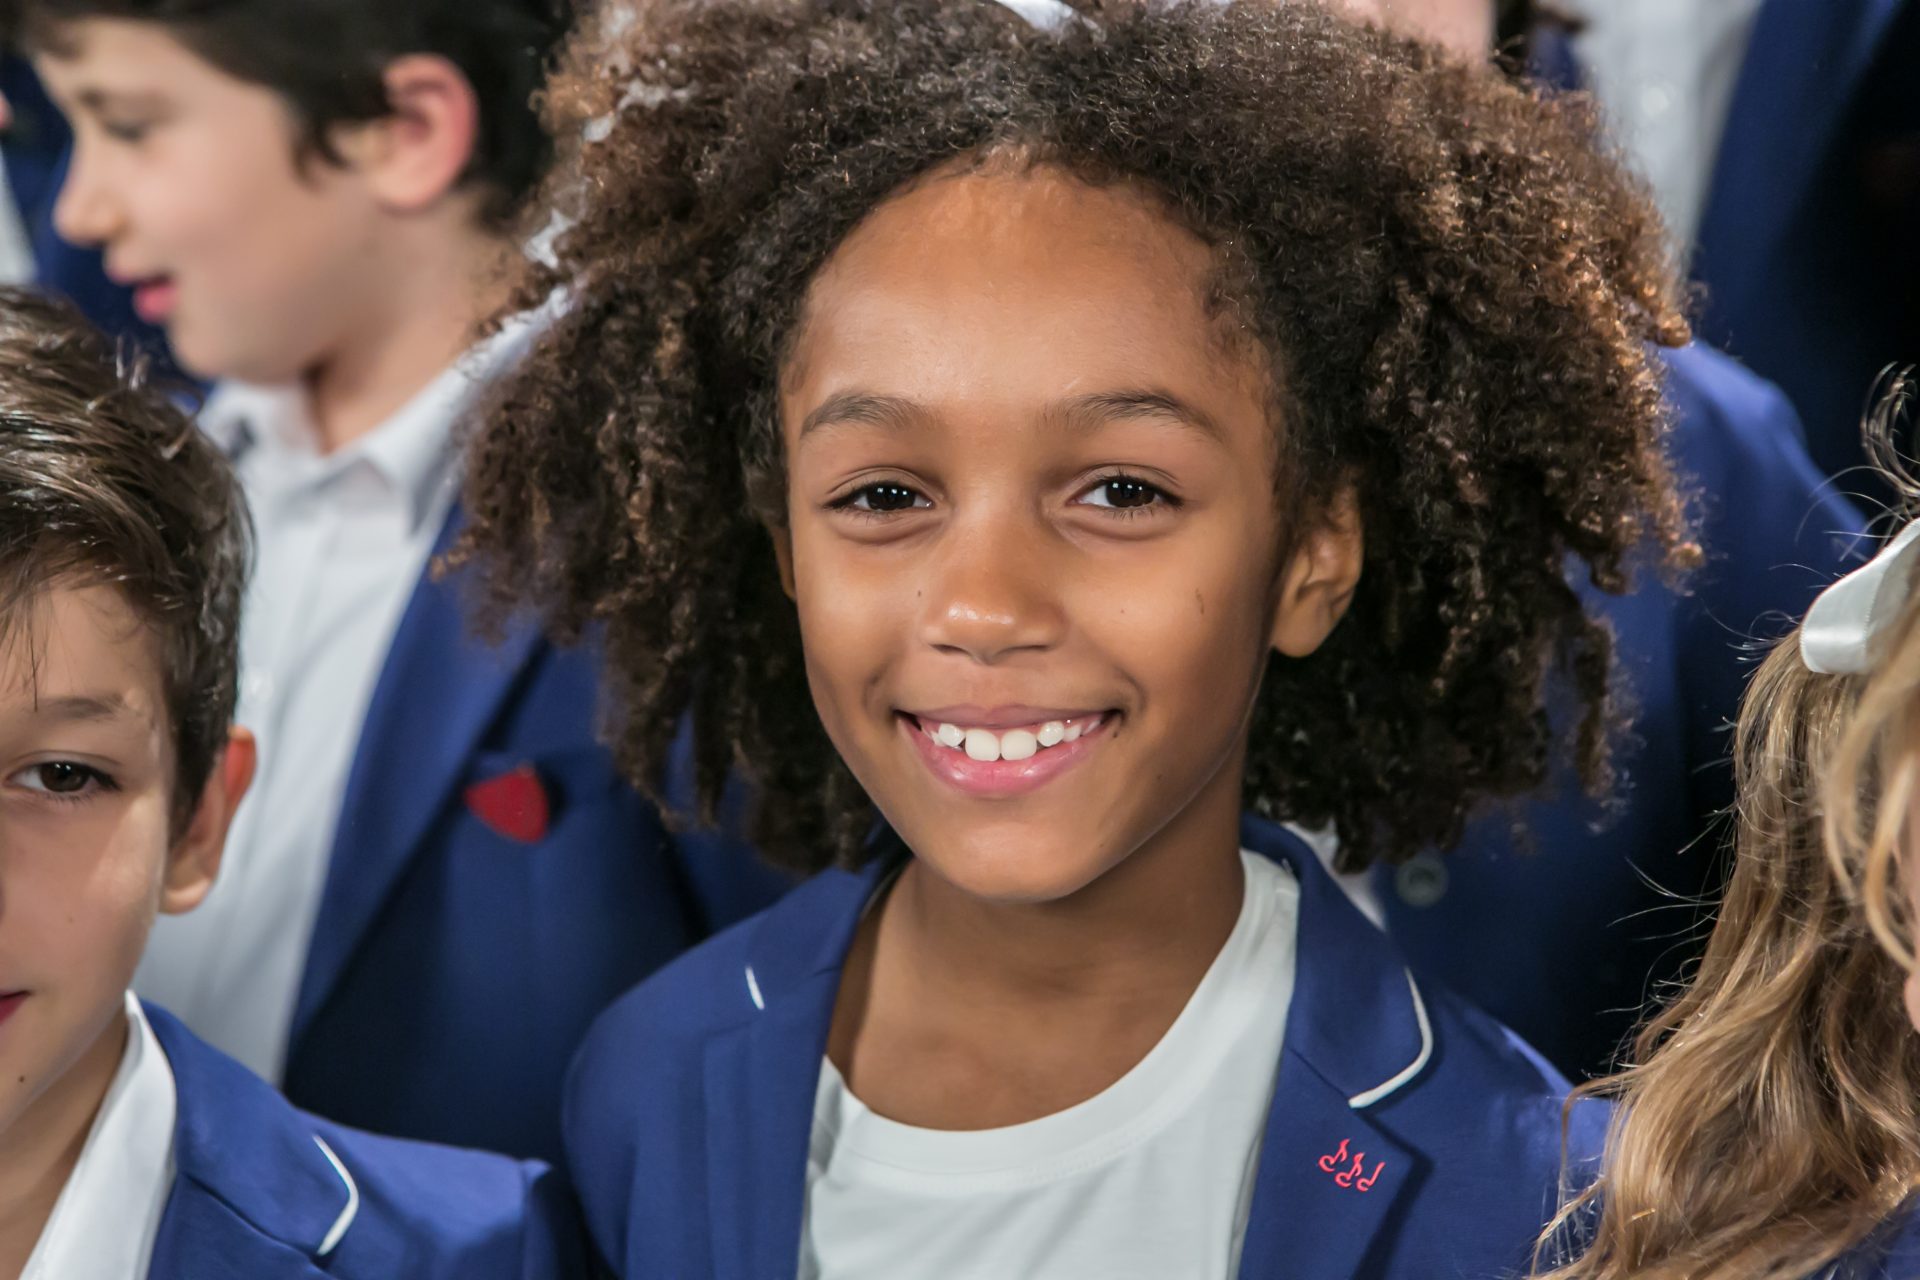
[1536,377,1920,1280]
[461,1,1700,1275]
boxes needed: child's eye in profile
[7,761,118,801]
[831,481,932,515]
[100,119,151,145]
[1076,475,1179,514]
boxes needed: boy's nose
[919,521,1068,664]
[51,151,121,249]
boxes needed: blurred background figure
[0,52,173,368]
[1345,0,1918,501]
[1330,0,1867,1079]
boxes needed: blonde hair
[1536,381,1920,1280]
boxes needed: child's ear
[335,54,482,214]
[1269,487,1364,658]
[160,727,257,917]
[770,524,798,602]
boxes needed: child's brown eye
[837,482,930,513]
[1080,476,1172,511]
[11,762,109,797]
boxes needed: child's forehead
[783,161,1269,407]
[34,14,235,98]
[0,582,167,726]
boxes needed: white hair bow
[1802,522,1920,675]
[984,0,1081,28]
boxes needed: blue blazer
[144,1004,586,1279]
[563,815,1603,1280]
[277,506,791,1164]
[1693,1,1913,489]
[1381,343,1865,1078]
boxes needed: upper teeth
[922,716,1101,763]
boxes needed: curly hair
[461,0,1698,875]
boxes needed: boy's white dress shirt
[134,311,547,1083]
[1573,0,1769,250]
[22,994,177,1280]
[799,850,1300,1280]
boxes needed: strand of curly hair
[459,0,1698,875]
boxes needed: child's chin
[915,838,1117,906]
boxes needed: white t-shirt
[800,850,1300,1280]
[22,995,176,1280]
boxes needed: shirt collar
[199,300,559,534]
[22,993,178,1280]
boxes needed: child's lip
[0,991,26,1028]
[905,704,1106,730]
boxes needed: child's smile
[776,160,1362,904]
[900,708,1113,797]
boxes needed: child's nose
[919,518,1068,663]
[51,150,122,250]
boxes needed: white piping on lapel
[1345,971,1432,1109]
[312,1135,360,1257]
[745,964,766,1011]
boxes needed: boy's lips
[0,991,26,1029]
[129,277,179,325]
[899,709,1114,798]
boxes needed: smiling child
[462,1,1698,1276]
[0,288,582,1279]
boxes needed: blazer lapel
[701,865,885,1280]
[148,1006,356,1275]
[1234,818,1435,1279]
[290,503,545,1049]
[1697,0,1904,321]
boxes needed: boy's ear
[1269,487,1364,658]
[160,727,257,916]
[336,54,482,215]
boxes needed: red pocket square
[464,764,551,843]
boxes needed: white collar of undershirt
[21,994,178,1280]
[199,296,561,533]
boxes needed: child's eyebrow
[1051,390,1226,441]
[30,692,139,724]
[68,87,170,117]
[798,388,1225,440]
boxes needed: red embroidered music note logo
[1317,1139,1386,1193]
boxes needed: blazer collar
[706,816,1436,1279]
[146,1005,359,1267]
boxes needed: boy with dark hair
[0,286,581,1279]
[16,0,784,1163]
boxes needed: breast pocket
[460,746,626,845]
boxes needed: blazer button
[1394,852,1448,908]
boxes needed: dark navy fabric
[1691,0,1917,493]
[279,507,788,1165]
[563,814,1605,1280]
[1380,343,1866,1079]
[144,1004,587,1279]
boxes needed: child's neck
[831,768,1249,1129]
[0,1011,129,1280]
[300,222,516,456]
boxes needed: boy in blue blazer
[0,287,583,1280]
[18,0,789,1163]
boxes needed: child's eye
[831,482,932,514]
[1077,475,1176,512]
[100,120,151,145]
[8,761,117,800]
